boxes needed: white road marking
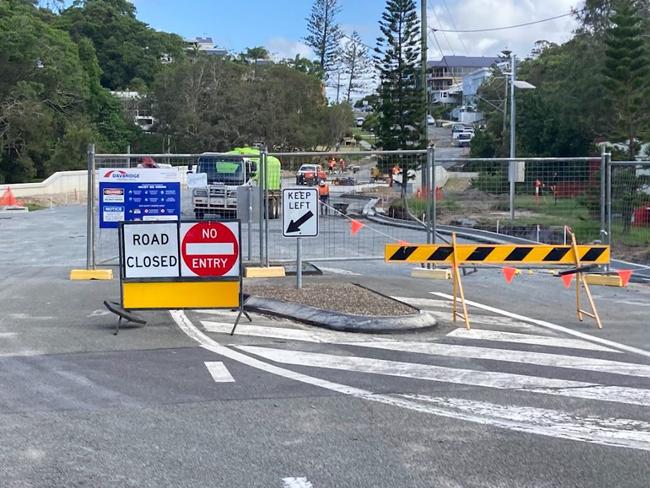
[317,266,362,276]
[283,477,313,488]
[424,310,543,330]
[391,297,451,309]
[170,310,650,451]
[357,341,649,378]
[201,321,384,344]
[447,328,618,352]
[431,292,650,359]
[193,309,239,315]
[204,361,235,383]
[237,346,650,407]
[400,395,650,449]
[0,332,18,338]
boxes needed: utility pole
[421,0,429,146]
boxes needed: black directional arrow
[286,210,314,233]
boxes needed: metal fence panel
[608,162,650,264]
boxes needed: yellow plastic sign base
[123,281,240,309]
[244,266,286,278]
[70,269,114,281]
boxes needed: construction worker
[338,157,346,175]
[318,180,330,216]
[328,157,336,175]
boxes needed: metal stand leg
[115,317,122,336]
[243,311,252,322]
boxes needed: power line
[430,5,456,56]
[431,11,576,33]
[441,0,469,55]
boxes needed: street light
[507,52,536,221]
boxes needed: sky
[129,0,583,60]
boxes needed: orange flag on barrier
[502,267,517,284]
[561,273,574,288]
[350,220,364,235]
[0,187,19,206]
[618,270,633,287]
[398,240,410,246]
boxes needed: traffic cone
[617,270,633,287]
[350,220,364,235]
[0,187,19,206]
[561,274,574,289]
[502,267,517,284]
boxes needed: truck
[189,147,282,220]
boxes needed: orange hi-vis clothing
[319,183,330,196]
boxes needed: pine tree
[341,31,373,102]
[603,0,650,157]
[374,0,424,152]
[304,0,343,76]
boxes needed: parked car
[453,126,475,140]
[356,116,365,127]
[455,132,473,147]
[427,115,435,125]
[296,164,326,185]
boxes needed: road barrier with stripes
[385,232,610,330]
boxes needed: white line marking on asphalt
[201,321,384,343]
[357,341,649,378]
[317,266,362,276]
[169,310,650,451]
[424,310,542,330]
[0,332,18,338]
[431,292,650,359]
[204,361,235,383]
[400,395,650,449]
[282,477,313,488]
[391,297,451,309]
[446,328,618,353]
[237,346,650,408]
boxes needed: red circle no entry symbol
[181,222,239,276]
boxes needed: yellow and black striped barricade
[104,220,251,335]
[385,233,610,329]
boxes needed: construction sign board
[119,220,242,311]
[282,188,319,238]
[385,244,610,265]
[99,168,181,229]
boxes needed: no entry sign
[180,221,240,277]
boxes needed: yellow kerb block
[584,274,623,287]
[70,269,113,280]
[244,266,286,278]
[410,268,452,280]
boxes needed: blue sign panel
[98,168,181,229]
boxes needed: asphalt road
[1,206,649,487]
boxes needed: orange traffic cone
[0,187,20,206]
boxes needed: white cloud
[266,37,313,61]
[427,0,582,59]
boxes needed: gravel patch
[244,283,418,317]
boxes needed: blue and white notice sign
[98,168,181,229]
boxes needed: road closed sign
[180,221,240,277]
[282,188,319,238]
[123,222,179,279]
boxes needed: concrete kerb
[243,295,437,333]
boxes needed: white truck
[189,148,281,220]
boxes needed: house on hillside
[185,37,228,56]
[427,55,501,121]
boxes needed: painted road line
[356,341,649,378]
[283,477,313,488]
[424,310,541,330]
[201,321,384,344]
[446,328,618,353]
[400,394,650,448]
[391,297,452,309]
[431,292,650,359]
[237,346,650,408]
[204,361,235,383]
[170,311,650,451]
[317,266,362,276]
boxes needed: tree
[603,0,649,158]
[341,31,373,102]
[238,46,271,64]
[304,0,342,76]
[374,0,424,151]
[281,55,324,79]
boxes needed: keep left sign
[180,221,240,277]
